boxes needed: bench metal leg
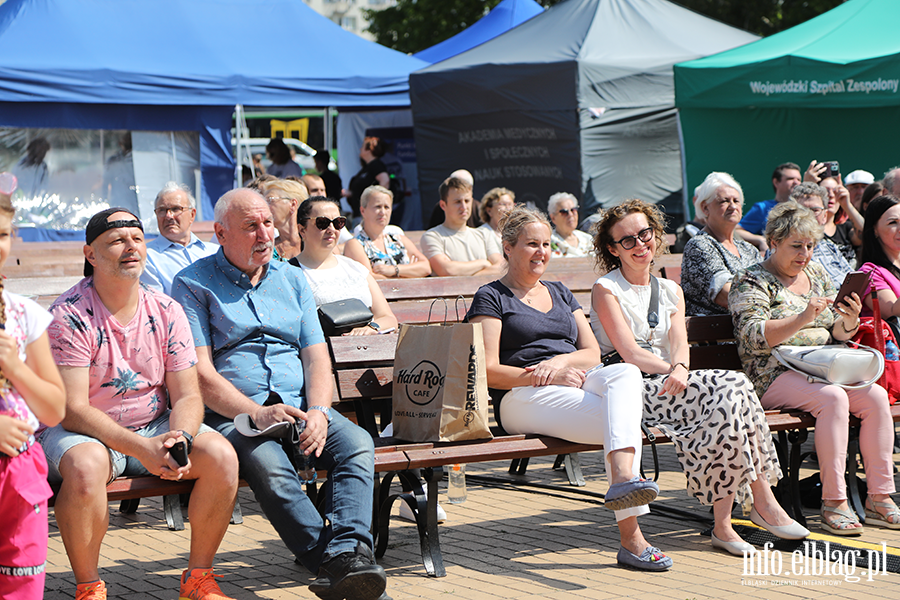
[554,454,585,486]
[164,494,185,531]
[119,498,140,514]
[508,457,529,476]
[372,469,446,577]
[846,426,865,522]
[772,429,808,527]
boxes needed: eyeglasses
[313,216,347,231]
[154,206,189,217]
[613,227,654,249]
[557,206,579,216]
[265,196,292,203]
[807,206,825,214]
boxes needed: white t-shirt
[590,270,680,362]
[2,291,54,445]
[296,255,373,307]
[420,223,502,262]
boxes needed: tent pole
[676,110,690,223]
[325,107,334,156]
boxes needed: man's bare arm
[164,364,204,437]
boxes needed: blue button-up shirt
[142,233,220,295]
[171,249,324,408]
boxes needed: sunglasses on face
[313,216,347,231]
[613,227,654,250]
[557,206,579,216]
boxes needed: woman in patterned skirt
[591,199,809,555]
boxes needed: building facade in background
[304,0,396,40]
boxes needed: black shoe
[308,542,387,600]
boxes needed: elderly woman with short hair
[477,187,515,240]
[344,185,431,278]
[789,182,852,288]
[681,172,759,316]
[730,201,897,535]
[548,192,593,257]
[262,178,309,261]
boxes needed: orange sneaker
[75,580,107,600]
[179,568,233,600]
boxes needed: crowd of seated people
[11,155,900,597]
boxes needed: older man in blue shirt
[171,188,387,600]
[142,182,218,295]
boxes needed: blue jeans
[206,410,375,572]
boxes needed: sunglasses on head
[313,216,346,231]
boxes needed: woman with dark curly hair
[591,199,808,555]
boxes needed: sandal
[865,497,900,530]
[820,504,863,536]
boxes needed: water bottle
[447,463,467,504]
[294,420,317,484]
[887,340,899,362]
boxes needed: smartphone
[171,441,189,467]
[834,271,870,309]
[822,161,840,179]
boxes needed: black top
[319,168,343,201]
[348,158,387,217]
[467,279,583,429]
[826,221,857,265]
[467,279,582,367]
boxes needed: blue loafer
[616,545,673,571]
[605,476,659,511]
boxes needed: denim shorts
[38,411,214,484]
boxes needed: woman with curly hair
[591,199,808,555]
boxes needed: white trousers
[499,363,648,521]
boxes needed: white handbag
[772,344,884,389]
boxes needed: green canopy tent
[674,0,900,216]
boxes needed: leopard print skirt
[642,369,781,506]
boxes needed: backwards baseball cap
[844,170,875,186]
[83,207,143,277]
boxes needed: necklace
[503,277,540,305]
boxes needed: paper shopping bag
[391,321,493,442]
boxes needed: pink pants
[761,371,896,501]
[0,444,52,600]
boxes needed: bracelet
[839,319,860,333]
[669,362,688,373]
[394,265,400,278]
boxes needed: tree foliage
[365,0,563,55]
[671,1,846,37]
[366,0,848,55]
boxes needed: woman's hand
[372,263,398,278]
[345,325,377,336]
[835,291,862,328]
[525,357,585,388]
[804,160,826,183]
[0,330,24,380]
[659,363,688,396]
[801,296,832,324]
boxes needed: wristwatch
[177,430,194,454]
[308,405,333,423]
[367,321,380,331]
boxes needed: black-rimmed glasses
[314,216,347,231]
[613,227,654,249]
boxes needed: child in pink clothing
[0,176,66,599]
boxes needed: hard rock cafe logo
[396,360,445,406]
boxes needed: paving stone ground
[45,438,900,599]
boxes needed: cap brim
[233,413,293,438]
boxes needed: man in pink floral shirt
[40,208,239,600]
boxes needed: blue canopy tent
[0,0,426,234]
[413,0,544,65]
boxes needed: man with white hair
[171,189,388,600]
[883,167,900,198]
[142,182,218,294]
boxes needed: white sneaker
[398,496,447,523]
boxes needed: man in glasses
[142,182,218,295]
[421,176,505,276]
[171,188,388,600]
[789,183,852,288]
